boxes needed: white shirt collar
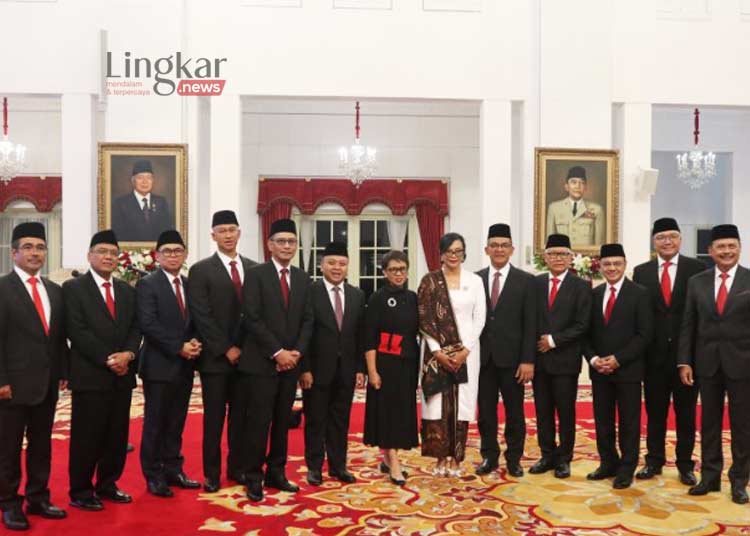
[716,264,739,281]
[272,257,291,274]
[489,263,511,278]
[605,276,625,293]
[658,254,679,268]
[323,277,343,294]
[217,250,239,267]
[568,197,585,206]
[90,269,113,288]
[14,265,41,283]
[133,191,151,206]
[549,269,568,284]
[162,268,181,284]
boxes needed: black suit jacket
[0,271,68,406]
[584,278,653,383]
[535,271,592,375]
[63,271,141,391]
[111,192,172,242]
[678,265,750,380]
[633,255,705,368]
[476,265,536,368]
[301,280,365,386]
[136,270,196,383]
[241,262,314,377]
[188,253,256,375]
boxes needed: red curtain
[415,204,444,272]
[261,202,293,261]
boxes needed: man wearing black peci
[679,224,750,504]
[300,241,366,486]
[475,223,536,478]
[633,218,704,485]
[137,230,202,498]
[0,223,68,530]
[64,230,141,511]
[529,234,591,479]
[188,210,256,492]
[584,243,653,489]
[241,218,314,502]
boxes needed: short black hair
[439,232,466,260]
[381,250,409,271]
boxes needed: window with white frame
[0,203,62,276]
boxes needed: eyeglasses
[487,243,513,250]
[443,249,465,258]
[92,248,120,257]
[653,233,680,243]
[159,247,186,257]
[544,251,571,259]
[601,261,625,269]
[385,266,408,274]
[271,238,298,246]
[18,244,47,253]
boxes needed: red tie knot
[610,286,616,293]
[552,277,560,285]
[663,261,672,269]
[333,286,340,292]
[720,272,729,281]
[28,276,38,285]
[103,281,111,289]
[229,260,236,266]
[281,268,289,275]
[173,277,181,286]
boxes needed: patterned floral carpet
[25,384,750,535]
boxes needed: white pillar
[479,99,514,260]
[209,94,243,252]
[61,93,96,269]
[615,102,653,266]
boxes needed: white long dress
[421,269,487,422]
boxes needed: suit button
[490,316,494,321]
[667,337,672,343]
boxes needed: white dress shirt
[272,258,291,290]
[590,276,625,365]
[134,191,152,210]
[14,265,51,326]
[217,250,244,284]
[90,269,116,304]
[657,254,679,293]
[486,262,511,300]
[323,278,345,315]
[162,269,183,296]
[714,264,738,299]
[545,269,568,348]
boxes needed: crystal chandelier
[676,108,715,190]
[338,101,376,187]
[0,98,26,185]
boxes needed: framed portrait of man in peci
[534,147,619,256]
[98,143,188,249]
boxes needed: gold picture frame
[97,143,188,250]
[534,147,619,257]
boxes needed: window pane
[316,221,330,245]
[376,221,390,247]
[360,250,375,277]
[360,220,374,247]
[333,221,348,243]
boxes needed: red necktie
[333,286,344,331]
[604,285,616,325]
[27,277,49,336]
[102,281,116,319]
[716,272,729,316]
[229,260,243,302]
[548,277,560,310]
[280,268,290,309]
[661,261,672,307]
[173,277,186,319]
[490,272,501,309]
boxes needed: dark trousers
[242,372,298,484]
[532,370,578,464]
[69,389,132,500]
[140,377,193,483]
[643,363,698,471]
[199,371,242,481]
[302,374,355,473]
[592,380,641,477]
[698,371,750,487]
[477,362,526,464]
[0,390,57,510]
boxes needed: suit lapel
[316,281,339,331]
[288,266,305,314]
[157,270,183,322]
[670,256,689,309]
[8,271,46,337]
[724,266,749,315]
[341,284,357,332]
[477,268,491,310]
[593,283,606,323]
[647,260,668,311]
[549,272,572,313]
[85,272,116,322]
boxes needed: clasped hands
[592,354,620,375]
[432,347,469,373]
[180,338,202,360]
[106,351,134,376]
[275,349,301,372]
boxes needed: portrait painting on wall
[98,143,188,249]
[534,147,619,256]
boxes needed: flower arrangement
[533,252,602,281]
[116,249,158,284]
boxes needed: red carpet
[6,385,746,536]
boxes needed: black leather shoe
[678,470,698,486]
[203,478,220,493]
[379,462,409,477]
[26,500,67,519]
[147,480,174,498]
[166,473,201,489]
[307,469,323,486]
[69,496,104,512]
[529,458,555,475]
[2,507,29,530]
[587,466,617,480]
[635,465,662,480]
[330,469,356,484]
[246,481,263,502]
[506,462,524,478]
[688,480,721,496]
[227,472,247,485]
[475,459,499,476]
[731,485,749,505]
[389,473,406,486]
[554,462,571,479]
[613,475,633,489]
[265,477,299,493]
[97,488,132,504]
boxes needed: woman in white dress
[418,233,486,476]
